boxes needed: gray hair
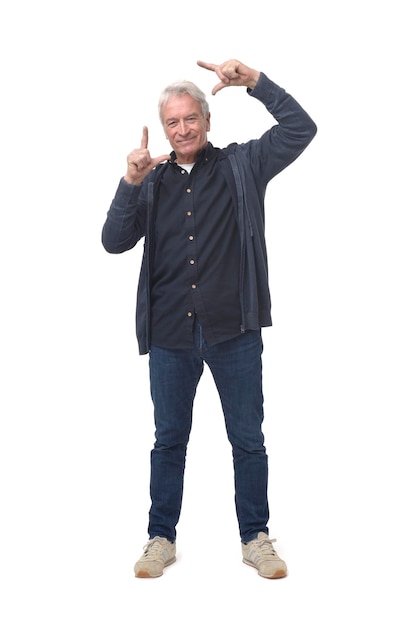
[158,80,209,123]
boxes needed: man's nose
[178,120,189,134]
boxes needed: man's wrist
[124,175,143,186]
[247,71,261,91]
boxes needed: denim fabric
[148,320,269,543]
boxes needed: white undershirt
[178,163,195,174]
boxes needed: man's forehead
[163,94,202,116]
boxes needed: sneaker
[242,532,287,579]
[134,536,176,578]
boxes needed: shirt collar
[169,142,216,166]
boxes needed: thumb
[152,154,171,167]
[211,81,227,96]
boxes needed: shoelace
[142,537,166,560]
[253,537,279,558]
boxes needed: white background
[1,0,416,623]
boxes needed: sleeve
[247,72,317,182]
[101,178,148,254]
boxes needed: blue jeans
[148,321,269,544]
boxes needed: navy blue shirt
[150,143,242,349]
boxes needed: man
[102,59,317,579]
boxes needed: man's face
[162,93,210,164]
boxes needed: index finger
[196,60,217,72]
[140,126,149,149]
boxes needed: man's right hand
[124,126,171,185]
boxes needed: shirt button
[189,235,194,241]
[187,311,193,317]
[186,188,191,193]
[186,211,192,216]
[189,259,195,265]
[191,284,197,289]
